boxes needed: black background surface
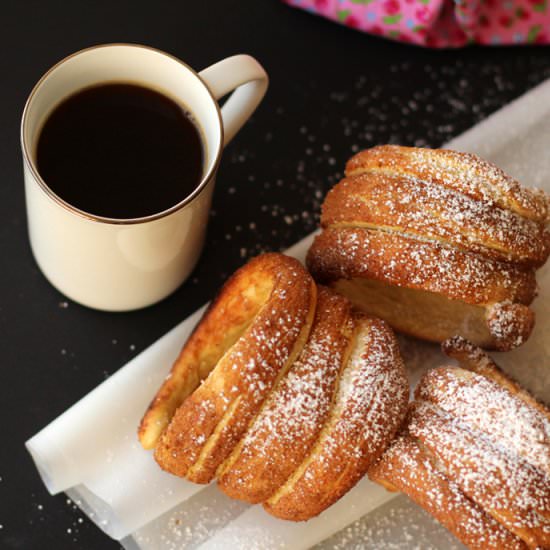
[1,2,550,549]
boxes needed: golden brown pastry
[263,313,408,521]
[217,286,356,504]
[139,253,409,521]
[369,337,550,549]
[371,434,529,550]
[306,145,550,350]
[140,253,317,482]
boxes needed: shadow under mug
[21,44,268,311]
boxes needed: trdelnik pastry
[139,253,409,521]
[369,336,550,549]
[307,145,550,350]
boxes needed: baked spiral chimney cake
[306,145,550,350]
[139,253,409,520]
[369,336,550,550]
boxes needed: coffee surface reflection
[37,83,204,219]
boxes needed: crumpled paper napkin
[283,0,550,47]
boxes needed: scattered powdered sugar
[315,493,465,550]
[396,334,443,388]
[132,484,249,550]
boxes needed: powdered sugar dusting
[369,435,526,550]
[409,401,550,538]
[156,256,315,480]
[251,300,348,450]
[346,145,548,223]
[315,493,465,550]
[417,367,550,476]
[331,320,408,457]
[218,289,354,498]
[310,226,535,306]
[326,168,548,266]
[486,301,533,349]
[408,146,546,222]
[281,318,408,495]
[132,484,249,550]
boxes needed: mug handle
[199,55,268,147]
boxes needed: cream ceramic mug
[21,44,268,311]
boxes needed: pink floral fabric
[283,0,550,47]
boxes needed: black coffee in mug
[36,83,204,219]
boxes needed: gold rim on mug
[20,43,224,226]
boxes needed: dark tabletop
[2,1,550,549]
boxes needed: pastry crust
[307,226,536,350]
[307,145,549,350]
[369,339,550,549]
[409,401,550,548]
[139,253,292,449]
[415,367,550,476]
[308,226,537,306]
[322,171,548,266]
[217,286,355,503]
[264,315,408,521]
[442,336,550,420]
[140,253,409,520]
[368,434,528,550]
[345,145,549,224]
[145,253,317,481]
